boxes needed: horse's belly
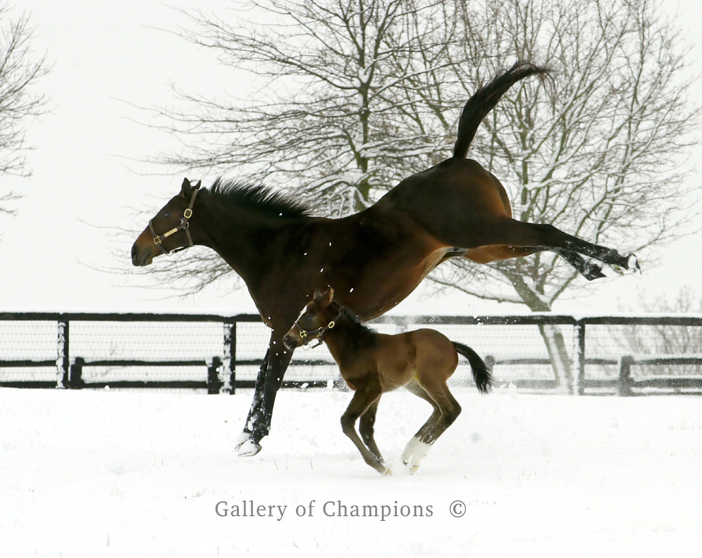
[348,248,449,320]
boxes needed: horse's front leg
[237,336,294,456]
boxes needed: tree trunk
[507,273,574,393]
[538,324,574,394]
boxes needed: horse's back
[373,158,514,248]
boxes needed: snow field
[1,387,701,557]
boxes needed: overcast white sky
[1,0,701,316]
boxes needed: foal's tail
[452,61,550,159]
[452,342,493,394]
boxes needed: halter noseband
[293,307,343,349]
[149,187,200,256]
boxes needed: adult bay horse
[132,62,640,456]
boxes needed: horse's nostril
[131,244,139,265]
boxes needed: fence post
[573,321,586,396]
[208,357,223,394]
[619,355,634,396]
[56,320,70,388]
[223,322,236,394]
[69,357,84,389]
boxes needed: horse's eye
[162,212,171,219]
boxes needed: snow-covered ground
[2,387,701,557]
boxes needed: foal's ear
[320,287,334,307]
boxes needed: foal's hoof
[238,439,262,457]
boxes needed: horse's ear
[313,288,323,299]
[181,178,192,198]
[180,178,201,198]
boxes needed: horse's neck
[197,195,301,282]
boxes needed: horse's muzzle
[282,334,299,351]
[131,243,153,267]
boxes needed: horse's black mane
[208,178,312,219]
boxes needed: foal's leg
[401,379,441,466]
[358,399,384,463]
[341,386,389,475]
[407,382,462,474]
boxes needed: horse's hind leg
[556,250,607,281]
[358,399,384,463]
[462,244,606,281]
[341,386,389,475]
[469,219,638,279]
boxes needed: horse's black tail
[452,61,551,159]
[452,342,493,394]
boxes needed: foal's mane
[331,302,378,347]
[209,178,312,219]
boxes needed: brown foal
[283,288,492,475]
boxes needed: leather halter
[293,307,343,349]
[149,187,200,255]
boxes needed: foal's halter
[293,307,343,349]
[149,187,200,256]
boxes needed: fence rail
[1,312,701,395]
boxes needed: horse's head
[131,178,201,267]
[283,288,338,350]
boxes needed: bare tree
[145,0,471,292]
[142,0,698,390]
[584,286,702,380]
[620,286,702,356]
[429,0,699,389]
[0,4,49,217]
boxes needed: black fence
[1,312,701,395]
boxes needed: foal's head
[131,178,201,267]
[283,288,339,350]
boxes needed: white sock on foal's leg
[401,437,420,464]
[407,442,432,474]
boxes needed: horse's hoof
[233,431,252,451]
[382,467,392,476]
[409,464,420,475]
[585,264,606,281]
[627,253,641,275]
[238,439,262,457]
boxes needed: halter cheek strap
[293,308,343,349]
[149,187,200,255]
